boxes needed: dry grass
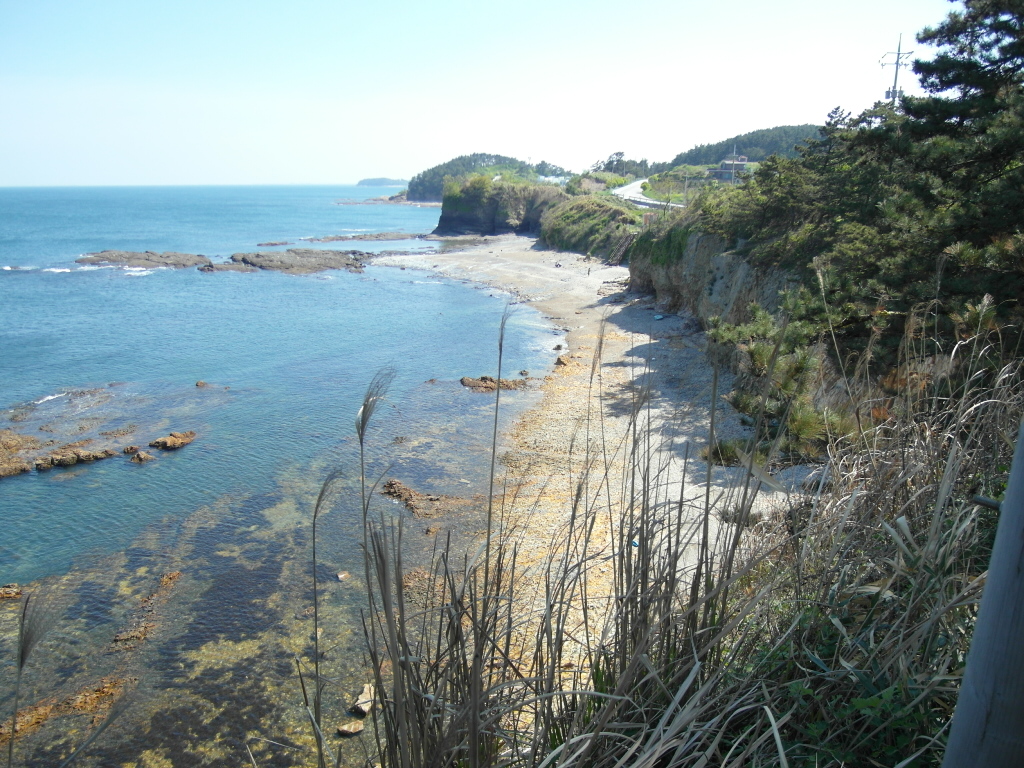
[336,311,1020,768]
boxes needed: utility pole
[880,34,914,105]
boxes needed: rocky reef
[78,248,368,275]
[77,251,213,269]
[149,431,197,450]
[303,232,424,243]
[459,375,529,392]
[199,248,366,275]
[0,429,39,477]
[1,390,201,479]
[34,445,118,470]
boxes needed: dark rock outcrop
[434,182,569,236]
[201,249,366,275]
[77,251,212,269]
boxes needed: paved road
[611,178,685,209]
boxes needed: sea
[0,185,559,766]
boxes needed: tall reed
[342,307,1016,767]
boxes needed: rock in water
[349,684,375,717]
[336,721,364,737]
[0,584,23,600]
[1,428,41,479]
[223,248,366,274]
[130,451,155,463]
[34,446,118,470]
[149,431,197,450]
[459,375,528,392]
[76,251,212,269]
[0,458,31,478]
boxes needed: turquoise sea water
[0,186,556,765]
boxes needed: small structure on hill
[707,154,749,183]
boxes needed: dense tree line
[589,152,674,177]
[691,1,1023,369]
[407,154,568,201]
[670,124,820,166]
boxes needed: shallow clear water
[0,186,558,765]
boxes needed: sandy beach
[373,234,791,578]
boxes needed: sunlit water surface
[0,186,558,766]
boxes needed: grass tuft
[304,314,1018,767]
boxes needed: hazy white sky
[0,0,955,186]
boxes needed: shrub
[540,196,642,262]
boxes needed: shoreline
[371,234,769,573]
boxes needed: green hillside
[670,124,819,166]
[407,154,568,202]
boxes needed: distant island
[357,178,408,186]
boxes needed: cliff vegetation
[669,124,819,166]
[407,154,568,202]
[345,8,1023,765]
[434,175,570,235]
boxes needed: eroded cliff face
[628,230,868,412]
[628,232,797,326]
[434,182,569,236]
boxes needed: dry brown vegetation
[306,316,1019,767]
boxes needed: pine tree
[902,1,1024,268]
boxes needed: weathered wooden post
[942,425,1024,766]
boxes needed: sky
[0,0,957,186]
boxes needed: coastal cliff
[627,228,795,326]
[434,179,568,236]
